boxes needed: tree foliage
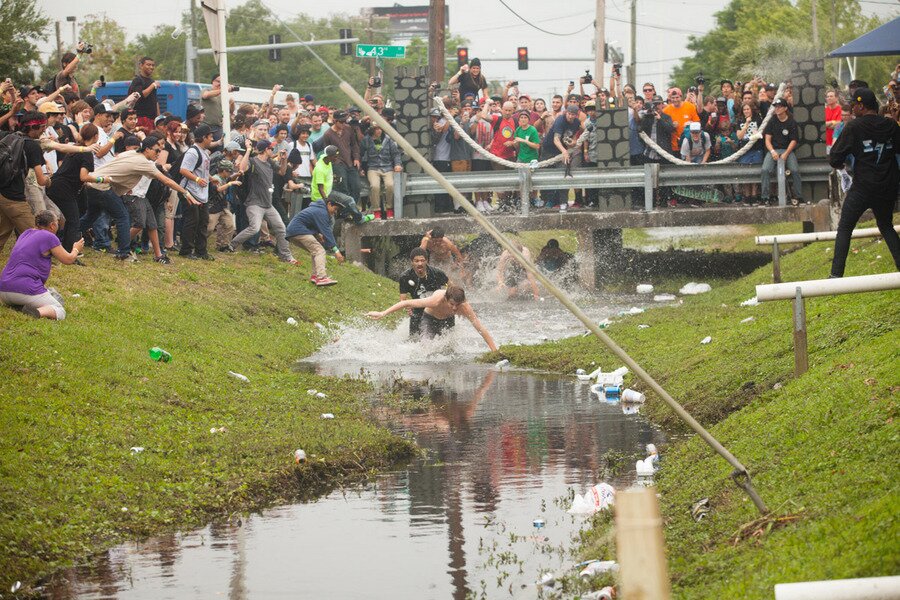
[0,0,49,83]
[669,0,896,95]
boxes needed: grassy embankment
[0,248,412,591]
[492,227,899,598]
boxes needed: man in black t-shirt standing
[128,57,160,131]
[0,112,51,252]
[828,88,900,277]
[398,247,449,336]
[760,98,802,204]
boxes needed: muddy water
[49,291,664,599]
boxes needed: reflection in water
[48,293,661,599]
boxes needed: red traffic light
[517,46,528,70]
[457,47,469,68]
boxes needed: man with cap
[119,135,170,264]
[178,123,214,259]
[761,98,802,204]
[0,111,51,253]
[19,85,42,112]
[450,59,488,100]
[229,139,296,263]
[185,104,205,131]
[321,111,362,204]
[285,194,347,287]
[828,87,900,277]
[201,73,236,143]
[540,104,583,209]
[681,121,711,164]
[207,158,238,252]
[311,145,370,225]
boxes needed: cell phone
[569,81,574,86]
[99,75,106,87]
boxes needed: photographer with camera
[201,73,236,143]
[49,41,90,97]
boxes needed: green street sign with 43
[356,44,406,58]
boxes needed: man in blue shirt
[285,196,345,286]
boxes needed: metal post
[792,286,808,376]
[772,239,781,283]
[185,27,195,82]
[190,0,200,81]
[643,162,657,211]
[394,173,405,219]
[777,157,787,207]
[629,0,637,86]
[595,0,606,84]
[519,168,531,217]
[54,21,62,67]
[217,2,230,141]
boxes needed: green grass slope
[495,231,899,598]
[0,249,412,589]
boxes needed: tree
[0,0,49,83]
[77,14,139,86]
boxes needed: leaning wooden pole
[616,487,671,600]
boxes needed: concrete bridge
[343,200,834,288]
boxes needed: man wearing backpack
[0,111,50,253]
[178,124,214,260]
[680,122,711,164]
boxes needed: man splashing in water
[367,285,498,352]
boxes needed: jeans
[81,188,131,257]
[760,149,802,200]
[830,187,900,277]
[48,190,82,252]
[231,204,293,261]
[330,191,365,225]
[179,200,210,257]
[333,162,361,203]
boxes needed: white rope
[638,82,788,166]
[431,97,589,170]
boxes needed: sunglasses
[643,88,654,92]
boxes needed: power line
[496,0,596,36]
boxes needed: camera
[582,70,593,84]
[612,63,622,76]
[372,75,382,88]
[231,85,240,91]
[99,75,106,87]
[510,80,518,87]
[688,85,697,94]
[695,71,705,85]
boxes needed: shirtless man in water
[367,285,498,352]
[420,227,469,283]
[496,239,540,300]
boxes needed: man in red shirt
[476,99,517,208]
[824,89,842,153]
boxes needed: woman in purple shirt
[0,210,83,320]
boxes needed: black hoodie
[829,113,900,195]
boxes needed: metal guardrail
[397,161,833,217]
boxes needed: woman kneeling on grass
[0,210,83,320]
[367,284,498,351]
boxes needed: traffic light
[339,28,352,56]
[517,46,528,70]
[457,47,469,68]
[268,34,281,62]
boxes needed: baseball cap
[469,58,481,67]
[186,104,204,119]
[347,106,361,114]
[303,94,314,102]
[324,145,339,157]
[565,105,580,114]
[720,79,733,86]
[850,87,878,110]
[689,121,701,132]
[715,97,727,104]
[765,83,776,91]
[429,108,441,117]
[772,98,788,107]
[332,110,347,122]
[123,135,140,148]
[382,107,396,121]
[218,159,235,172]
[38,102,65,114]
[140,136,161,151]
[518,94,531,100]
[224,140,242,152]
[584,100,596,109]
[19,85,41,97]
[193,123,212,139]
[154,115,168,125]
[255,139,272,152]
[92,103,109,115]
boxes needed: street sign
[356,44,406,58]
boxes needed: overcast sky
[34,0,896,99]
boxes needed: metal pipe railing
[756,226,900,245]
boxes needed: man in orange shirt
[663,87,700,153]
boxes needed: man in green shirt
[312,145,372,224]
[514,111,541,206]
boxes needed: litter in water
[568,483,616,515]
[636,284,654,294]
[700,336,712,344]
[321,413,335,419]
[495,359,510,369]
[741,316,755,323]
[654,294,677,302]
[228,371,249,382]
[286,317,298,326]
[680,282,711,295]
[621,388,645,403]
[294,449,307,463]
[740,297,759,307]
[636,443,660,477]
[619,306,645,315]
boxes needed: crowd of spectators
[431,59,900,210]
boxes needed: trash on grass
[294,449,307,463]
[740,297,759,307]
[321,413,335,419]
[228,371,249,382]
[741,316,755,323]
[691,497,710,522]
[149,347,172,362]
[286,317,298,326]
[636,443,660,476]
[680,282,711,295]
[71,293,81,298]
[315,392,327,398]
[568,483,616,515]
[618,306,644,316]
[578,560,619,578]
[10,581,22,593]
[210,427,226,434]
[636,284,654,294]
[654,293,677,302]
[638,324,650,329]
[538,572,556,587]
[700,336,712,345]
[582,587,615,600]
[130,447,144,454]
[307,389,317,395]
[622,388,645,403]
[314,322,326,333]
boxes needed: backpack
[0,132,27,186]
[170,145,202,183]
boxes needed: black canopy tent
[827,17,900,58]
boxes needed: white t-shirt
[42,126,59,174]
[290,140,313,177]
[94,127,114,168]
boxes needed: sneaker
[559,203,568,213]
[198,254,215,261]
[362,214,375,223]
[116,252,138,262]
[315,277,338,287]
[154,255,173,265]
[217,245,236,253]
[73,258,86,267]
[309,276,319,284]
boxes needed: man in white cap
[680,121,710,164]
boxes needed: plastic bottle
[149,347,172,362]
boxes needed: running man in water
[367,285,498,351]
[496,239,540,300]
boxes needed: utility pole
[629,0,637,86]
[428,0,445,84]
[810,0,819,53]
[54,21,63,67]
[594,0,605,85]
[367,13,375,79]
[190,0,200,81]
[66,16,77,46]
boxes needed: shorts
[123,195,157,230]
[421,312,455,338]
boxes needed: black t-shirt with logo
[128,75,159,119]
[764,116,799,149]
[0,137,44,200]
[398,265,449,301]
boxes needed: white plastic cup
[622,388,646,403]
